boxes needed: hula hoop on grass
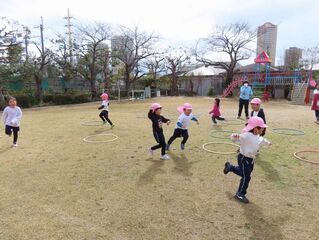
[83,133,119,143]
[209,130,234,139]
[219,118,245,126]
[293,150,319,165]
[202,142,240,155]
[82,120,103,126]
[272,128,305,136]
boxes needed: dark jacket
[148,111,169,132]
[251,108,266,124]
[251,108,266,136]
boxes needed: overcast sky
[1,0,319,65]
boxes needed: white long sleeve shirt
[101,100,109,111]
[2,106,23,127]
[175,113,198,129]
[231,132,270,159]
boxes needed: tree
[195,22,256,85]
[111,26,158,95]
[302,45,319,69]
[75,22,111,97]
[165,48,189,95]
[145,55,165,87]
[51,35,75,92]
[0,17,24,64]
[21,41,52,104]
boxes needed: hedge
[3,93,92,109]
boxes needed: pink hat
[242,116,268,133]
[101,93,109,101]
[150,103,162,112]
[177,103,193,113]
[310,80,316,87]
[250,98,262,105]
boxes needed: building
[179,65,225,96]
[111,35,134,74]
[284,47,303,69]
[256,22,278,61]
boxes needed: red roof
[255,51,272,63]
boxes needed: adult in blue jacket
[237,81,253,119]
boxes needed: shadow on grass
[226,192,286,240]
[170,152,199,177]
[256,157,281,183]
[0,146,11,154]
[136,158,165,186]
[92,128,111,135]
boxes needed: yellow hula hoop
[293,150,319,165]
[83,133,119,143]
[202,142,240,155]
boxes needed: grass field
[0,97,318,240]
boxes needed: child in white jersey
[166,103,199,151]
[223,116,271,204]
[98,92,114,128]
[2,97,22,147]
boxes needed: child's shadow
[170,152,199,177]
[92,128,111,135]
[226,192,286,240]
[256,156,281,183]
[136,158,165,186]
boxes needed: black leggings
[99,110,113,125]
[151,131,166,155]
[5,125,19,144]
[315,110,319,120]
[238,98,249,117]
[212,116,225,123]
[168,128,189,145]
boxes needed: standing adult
[237,80,253,119]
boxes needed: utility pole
[40,17,45,64]
[39,16,47,80]
[64,8,73,64]
[24,29,29,61]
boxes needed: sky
[1,0,319,65]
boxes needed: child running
[166,103,199,151]
[250,98,266,136]
[98,92,114,128]
[311,83,319,124]
[223,116,271,203]
[209,98,225,124]
[148,103,170,160]
[2,97,22,147]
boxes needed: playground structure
[223,51,312,104]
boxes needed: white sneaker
[160,154,170,160]
[12,143,18,147]
[148,148,154,157]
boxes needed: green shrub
[73,94,91,104]
[207,87,214,97]
[43,94,54,103]
[52,94,74,105]
[15,94,39,108]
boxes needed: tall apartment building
[111,35,134,75]
[284,47,303,69]
[256,22,278,62]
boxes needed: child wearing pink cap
[223,116,271,204]
[250,98,266,136]
[209,98,225,124]
[311,83,319,124]
[166,103,199,151]
[148,103,170,160]
[98,92,114,128]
